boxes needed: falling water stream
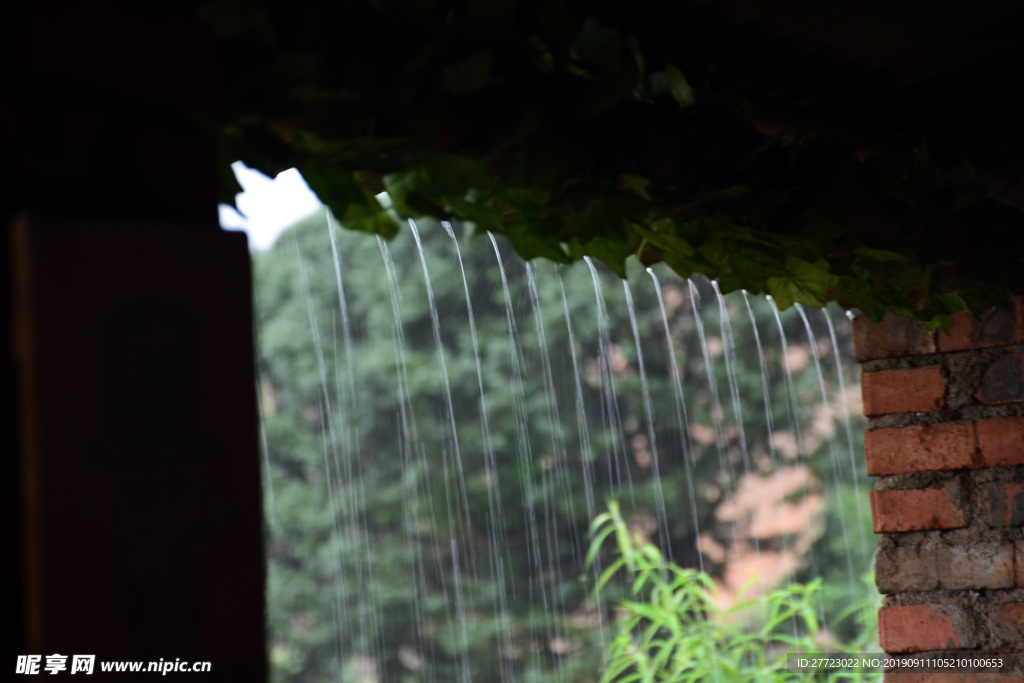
[255,213,874,682]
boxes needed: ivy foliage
[204,0,1022,328]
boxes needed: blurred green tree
[254,209,873,682]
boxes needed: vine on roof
[203,0,1022,329]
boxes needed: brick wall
[854,297,1024,679]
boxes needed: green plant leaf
[620,173,654,200]
[664,64,693,107]
[766,256,838,309]
[340,199,401,238]
[634,224,696,257]
[854,246,911,262]
[586,524,617,569]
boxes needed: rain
[251,208,877,682]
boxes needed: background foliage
[254,209,877,682]
[207,0,1023,329]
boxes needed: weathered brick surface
[937,296,1024,352]
[990,603,1024,648]
[877,545,938,593]
[865,422,977,476]
[938,310,984,354]
[977,417,1024,467]
[978,482,1024,528]
[878,541,1016,593]
[862,365,948,416]
[854,313,937,362]
[871,487,967,533]
[936,543,1015,590]
[857,302,1024,669]
[1016,295,1024,342]
[886,674,1024,683]
[975,355,1024,405]
[879,604,975,652]
[1016,541,1024,588]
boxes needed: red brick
[862,365,948,416]
[936,542,1015,590]
[886,675,1023,683]
[975,355,1024,405]
[1017,295,1024,342]
[865,422,977,476]
[990,603,1024,648]
[879,604,973,652]
[871,487,967,533]
[978,309,1021,347]
[1017,541,1024,588]
[854,312,937,362]
[977,417,1024,467]
[938,309,983,353]
[978,482,1024,527]
[937,296,1024,352]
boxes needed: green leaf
[422,154,495,199]
[726,246,788,290]
[854,246,911,262]
[662,250,715,279]
[634,224,696,257]
[639,543,663,565]
[340,198,401,238]
[585,524,617,569]
[697,237,733,269]
[594,240,634,275]
[576,199,621,239]
[502,219,573,263]
[766,256,837,309]
[937,291,966,314]
[620,173,653,200]
[383,169,426,218]
[295,163,365,208]
[836,275,887,320]
[445,196,503,233]
[664,64,694,107]
[596,557,628,592]
[924,312,954,332]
